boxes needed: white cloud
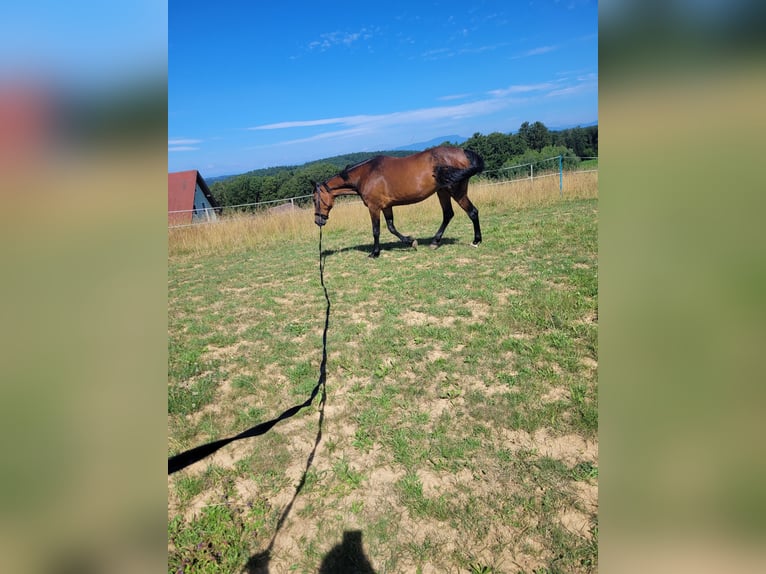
[248,117,352,130]
[526,45,558,56]
[438,93,472,101]
[168,138,202,145]
[168,146,199,152]
[510,45,559,59]
[308,28,372,51]
[546,73,597,97]
[420,42,508,60]
[268,126,374,147]
[247,99,511,135]
[487,82,556,97]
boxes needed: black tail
[434,148,485,187]
[463,148,484,177]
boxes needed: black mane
[340,157,379,180]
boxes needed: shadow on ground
[246,530,376,574]
[322,236,458,257]
[243,380,326,573]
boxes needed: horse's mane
[340,157,377,180]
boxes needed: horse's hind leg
[430,188,454,249]
[369,208,382,258]
[382,207,417,248]
[452,183,481,246]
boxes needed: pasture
[168,173,598,573]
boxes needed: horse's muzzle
[315,214,327,227]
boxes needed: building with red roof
[168,170,220,226]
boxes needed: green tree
[279,163,338,199]
[551,125,598,158]
[464,132,524,177]
[260,175,279,203]
[525,121,552,151]
[585,125,598,157]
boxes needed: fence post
[559,155,563,197]
[530,163,534,181]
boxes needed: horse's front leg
[383,207,417,249]
[369,209,382,258]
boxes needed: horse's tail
[462,148,484,177]
[433,147,485,187]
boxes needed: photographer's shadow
[246,530,375,574]
[318,530,376,574]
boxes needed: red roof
[168,170,218,225]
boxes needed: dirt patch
[496,288,522,306]
[453,257,475,266]
[558,479,598,539]
[558,508,593,538]
[462,374,508,396]
[510,332,532,340]
[183,490,218,522]
[426,348,449,362]
[541,386,570,403]
[401,306,457,328]
[417,467,474,498]
[348,309,376,334]
[500,428,598,466]
[576,311,598,325]
[464,299,491,322]
[400,310,429,326]
[581,356,598,370]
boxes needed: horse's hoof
[430,242,440,250]
[368,251,380,258]
[411,239,418,249]
[471,241,481,248]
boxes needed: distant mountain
[541,120,598,132]
[394,134,467,151]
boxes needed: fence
[474,155,598,190]
[168,155,598,229]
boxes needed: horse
[313,146,484,258]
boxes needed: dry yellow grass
[168,171,598,257]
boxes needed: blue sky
[2,2,166,89]
[169,0,597,176]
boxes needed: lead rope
[168,229,330,474]
[316,225,330,415]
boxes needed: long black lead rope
[168,229,330,475]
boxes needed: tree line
[209,122,597,209]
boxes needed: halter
[314,181,334,219]
[315,177,360,219]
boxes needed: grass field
[168,172,598,573]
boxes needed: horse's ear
[310,180,317,187]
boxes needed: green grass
[168,194,598,573]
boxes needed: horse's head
[313,180,335,227]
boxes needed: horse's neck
[333,187,359,197]
[342,166,372,194]
[332,175,361,196]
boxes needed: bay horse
[313,146,484,257]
